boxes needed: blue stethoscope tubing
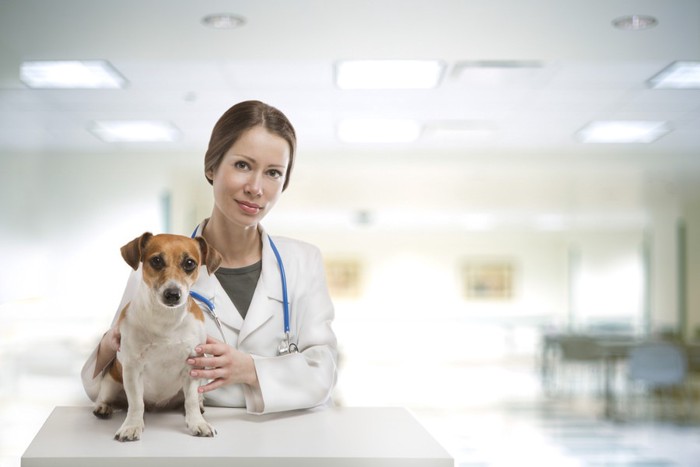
[267,236,290,335]
[189,226,296,354]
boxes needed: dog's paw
[114,421,144,442]
[187,420,216,437]
[93,404,113,419]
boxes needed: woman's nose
[244,173,263,197]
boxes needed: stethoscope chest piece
[277,332,299,355]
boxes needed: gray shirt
[215,261,262,319]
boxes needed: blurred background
[2,1,700,466]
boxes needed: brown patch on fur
[108,359,124,384]
[118,302,130,322]
[188,298,205,322]
[121,232,153,271]
[195,236,222,274]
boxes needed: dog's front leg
[115,364,145,441]
[183,374,215,437]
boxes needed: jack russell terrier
[92,232,222,441]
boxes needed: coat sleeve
[245,244,338,414]
[80,269,140,401]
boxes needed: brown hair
[204,100,297,191]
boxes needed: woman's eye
[149,256,164,270]
[267,169,283,179]
[182,258,197,272]
[234,161,249,170]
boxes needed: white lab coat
[81,224,338,415]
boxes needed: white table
[22,406,453,467]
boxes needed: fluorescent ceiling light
[424,121,497,142]
[451,60,545,87]
[612,15,658,30]
[337,118,422,143]
[453,60,543,72]
[89,120,181,143]
[335,60,444,89]
[647,61,700,89]
[201,13,246,29]
[20,60,127,89]
[576,121,670,143]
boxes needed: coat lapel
[191,266,244,333]
[239,229,284,344]
[190,221,284,346]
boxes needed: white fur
[93,263,215,441]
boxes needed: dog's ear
[194,236,222,275]
[120,232,153,270]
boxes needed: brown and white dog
[92,232,222,441]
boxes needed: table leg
[603,356,616,419]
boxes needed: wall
[0,149,688,340]
[0,150,193,336]
[684,199,700,340]
[167,161,683,340]
[0,147,694,411]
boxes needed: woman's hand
[93,325,121,377]
[99,325,120,355]
[187,336,259,393]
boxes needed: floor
[415,400,700,467]
[2,349,700,467]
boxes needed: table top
[22,406,453,467]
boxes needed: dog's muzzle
[162,287,183,306]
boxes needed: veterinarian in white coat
[82,100,338,415]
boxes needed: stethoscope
[189,227,298,356]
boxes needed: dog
[92,232,222,441]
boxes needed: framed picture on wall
[461,260,514,300]
[324,259,362,299]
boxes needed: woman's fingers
[186,335,257,388]
[188,356,230,376]
[197,377,226,393]
[206,335,222,345]
[189,366,227,379]
[192,335,226,359]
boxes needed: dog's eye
[149,256,164,270]
[182,258,197,273]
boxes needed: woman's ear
[205,169,214,182]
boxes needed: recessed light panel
[612,15,658,30]
[647,61,700,89]
[20,60,127,89]
[337,118,422,143]
[576,121,670,143]
[89,120,181,143]
[201,13,246,29]
[335,60,444,89]
[424,121,497,143]
[450,60,546,87]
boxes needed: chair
[625,341,689,420]
[684,344,700,418]
[685,344,700,374]
[552,335,606,397]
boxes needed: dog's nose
[163,287,182,305]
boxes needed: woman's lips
[237,200,262,215]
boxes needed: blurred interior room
[2,1,700,466]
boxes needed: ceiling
[1,0,699,231]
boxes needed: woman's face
[207,126,290,229]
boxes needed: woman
[82,100,338,414]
